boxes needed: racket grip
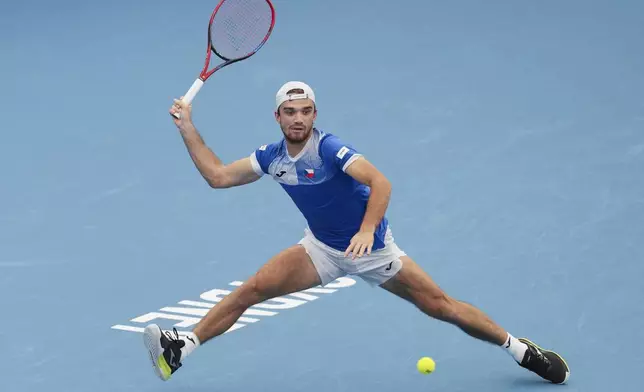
[172,79,204,119]
[182,79,204,104]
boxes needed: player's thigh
[380,255,447,306]
[250,244,322,299]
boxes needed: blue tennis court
[2,1,643,391]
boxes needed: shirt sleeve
[249,143,280,176]
[319,134,363,172]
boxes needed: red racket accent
[173,0,275,116]
[200,0,276,81]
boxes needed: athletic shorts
[298,226,406,286]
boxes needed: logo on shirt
[337,146,350,159]
[305,169,314,178]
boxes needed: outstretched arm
[170,98,261,189]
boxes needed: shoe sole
[143,324,172,381]
[519,338,570,384]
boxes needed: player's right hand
[169,97,193,130]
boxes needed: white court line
[111,324,222,335]
[112,325,144,333]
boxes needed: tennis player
[143,81,570,385]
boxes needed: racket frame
[174,0,276,117]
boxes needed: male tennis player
[143,81,570,384]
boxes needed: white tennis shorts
[298,226,406,286]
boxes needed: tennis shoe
[143,324,185,381]
[518,338,570,384]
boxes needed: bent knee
[417,291,457,320]
[236,274,279,307]
[234,277,267,308]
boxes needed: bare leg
[380,256,506,345]
[194,244,322,344]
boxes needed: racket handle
[172,79,204,119]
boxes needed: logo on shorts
[385,261,394,271]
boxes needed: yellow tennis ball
[417,357,436,374]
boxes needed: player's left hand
[344,230,374,260]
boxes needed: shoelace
[529,346,552,373]
[163,328,186,351]
[536,349,551,364]
[164,328,181,342]
[162,328,185,368]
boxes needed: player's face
[275,99,317,144]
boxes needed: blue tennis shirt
[249,128,389,251]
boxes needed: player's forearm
[360,177,391,232]
[179,124,226,187]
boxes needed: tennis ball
[417,357,435,374]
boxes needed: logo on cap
[275,81,316,110]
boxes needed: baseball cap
[275,81,316,111]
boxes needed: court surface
[1,1,643,391]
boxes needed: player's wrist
[179,122,197,134]
[359,223,376,233]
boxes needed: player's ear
[274,110,280,123]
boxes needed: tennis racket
[173,0,276,118]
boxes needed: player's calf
[142,245,322,381]
[193,245,320,344]
[399,282,507,345]
[381,256,570,383]
[381,256,506,345]
[194,279,266,343]
[142,280,274,382]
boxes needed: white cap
[275,81,315,111]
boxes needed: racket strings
[211,0,273,60]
